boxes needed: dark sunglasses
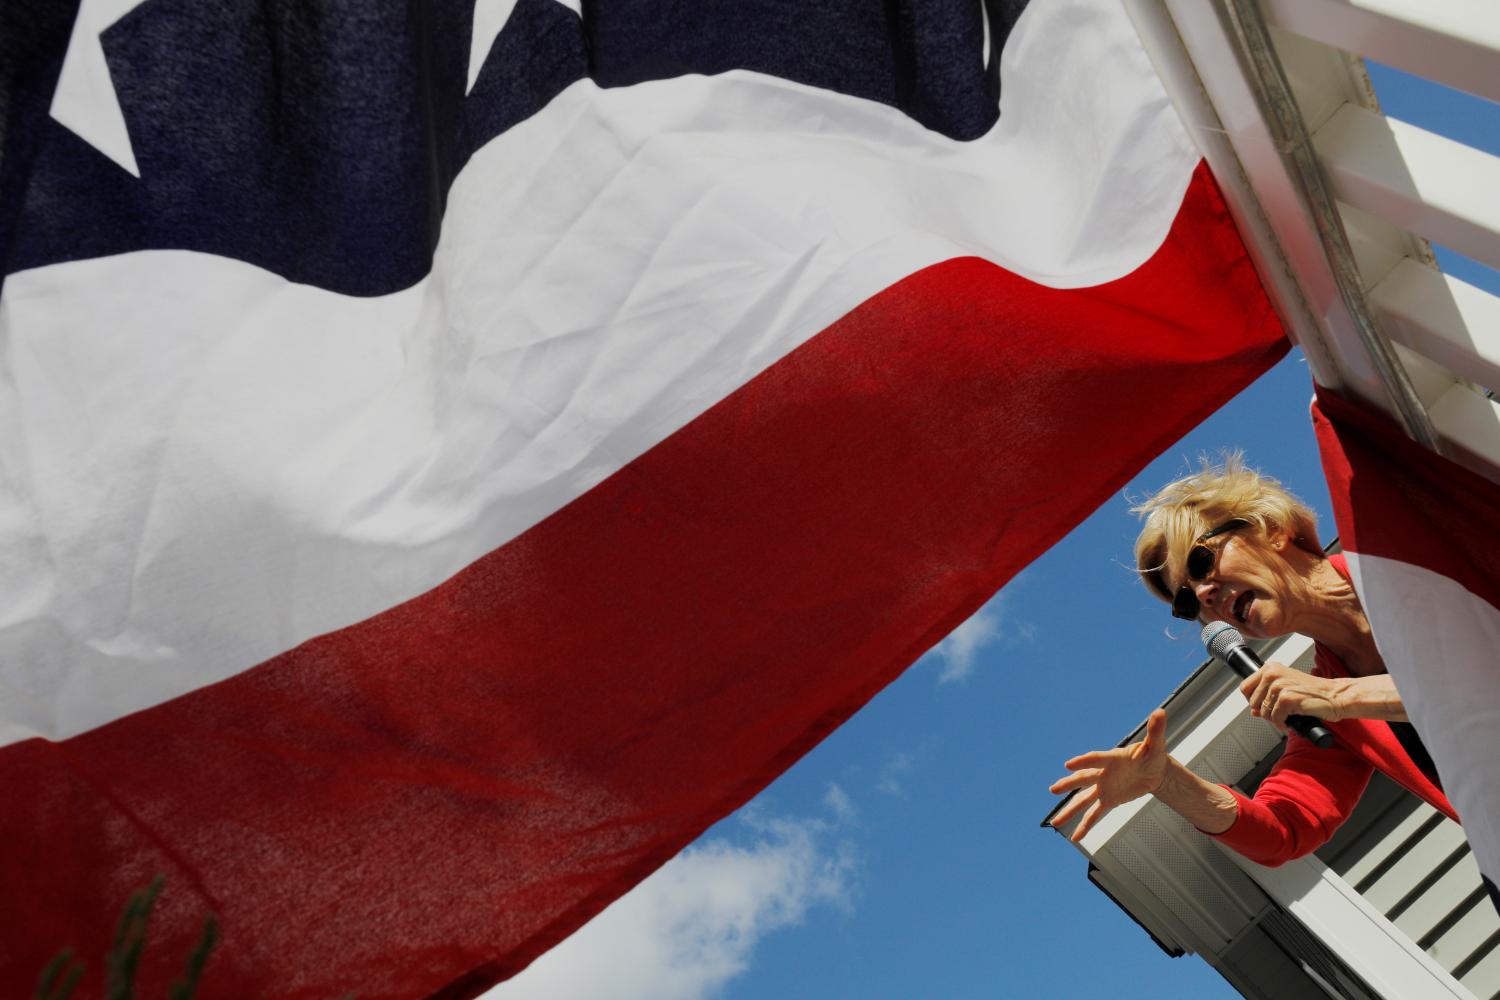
[1170,518,1250,621]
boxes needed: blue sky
[491,62,1500,1000]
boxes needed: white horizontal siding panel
[1430,894,1500,973]
[1461,938,1500,998]
[1339,803,1444,887]
[1393,847,1484,946]
[1262,0,1500,105]
[1313,103,1500,272]
[1362,821,1472,914]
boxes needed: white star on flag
[50,0,150,178]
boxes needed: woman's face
[1183,526,1301,639]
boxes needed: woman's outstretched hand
[1049,709,1170,843]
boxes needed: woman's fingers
[1243,675,1270,716]
[1050,786,1098,830]
[1063,749,1123,770]
[1049,768,1102,794]
[1144,709,1167,749]
[1071,798,1108,843]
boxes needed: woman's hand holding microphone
[1239,662,1345,730]
[1240,662,1407,728]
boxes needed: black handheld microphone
[1202,622,1335,749]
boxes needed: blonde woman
[1049,457,1454,866]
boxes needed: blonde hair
[1133,453,1321,603]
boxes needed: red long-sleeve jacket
[1208,555,1457,867]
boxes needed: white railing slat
[1429,383,1500,472]
[1314,103,1500,274]
[1261,0,1500,105]
[1370,259,1500,395]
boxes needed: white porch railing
[1127,0,1500,483]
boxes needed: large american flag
[0,0,1285,995]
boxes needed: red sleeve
[1205,731,1373,866]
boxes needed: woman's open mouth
[1233,590,1256,625]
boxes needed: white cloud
[930,606,1000,684]
[924,587,1035,685]
[486,814,855,1000]
[875,752,915,797]
[822,782,857,824]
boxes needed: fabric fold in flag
[1,0,1286,996]
[1312,387,1500,910]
